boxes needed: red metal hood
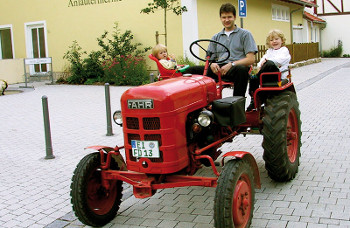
[121,75,217,114]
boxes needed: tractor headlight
[198,110,214,127]
[113,110,123,126]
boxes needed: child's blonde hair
[152,44,167,59]
[266,29,286,48]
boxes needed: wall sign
[68,0,121,7]
[238,0,247,17]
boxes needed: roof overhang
[304,11,326,24]
[277,0,317,8]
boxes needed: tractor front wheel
[262,91,301,182]
[71,152,123,227]
[214,159,255,228]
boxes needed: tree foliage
[97,22,150,60]
[141,0,187,46]
[141,0,187,15]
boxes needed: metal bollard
[105,83,113,136]
[150,73,154,83]
[42,95,55,159]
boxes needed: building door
[293,26,303,43]
[25,22,48,74]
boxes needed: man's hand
[210,63,220,75]
[220,63,232,76]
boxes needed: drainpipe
[319,23,327,54]
[290,6,305,43]
[310,21,314,42]
[319,27,323,54]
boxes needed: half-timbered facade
[313,0,350,55]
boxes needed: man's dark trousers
[184,65,250,96]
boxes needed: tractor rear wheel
[262,90,301,182]
[214,159,255,228]
[71,152,123,226]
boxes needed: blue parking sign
[239,0,247,17]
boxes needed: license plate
[131,140,160,158]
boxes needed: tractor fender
[85,145,127,171]
[254,82,296,109]
[222,151,261,189]
[85,145,120,152]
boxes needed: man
[185,3,257,97]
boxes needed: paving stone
[160,205,179,213]
[160,212,180,220]
[274,207,294,216]
[286,221,307,228]
[193,215,212,224]
[45,219,70,228]
[176,214,197,222]
[124,217,146,226]
[157,220,179,228]
[175,221,197,228]
[140,218,162,227]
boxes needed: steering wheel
[189,39,230,64]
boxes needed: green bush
[63,41,86,84]
[83,51,104,84]
[322,40,343,57]
[176,55,197,67]
[103,55,149,86]
[61,23,151,85]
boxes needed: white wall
[321,15,350,55]
[181,0,199,63]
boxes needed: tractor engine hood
[121,75,217,114]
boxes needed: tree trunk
[164,8,167,46]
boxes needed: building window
[31,27,47,72]
[272,4,290,22]
[0,26,14,59]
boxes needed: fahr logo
[128,99,154,109]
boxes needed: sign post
[21,57,53,88]
[238,0,247,28]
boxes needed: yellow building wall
[0,0,184,76]
[0,59,24,84]
[197,0,305,47]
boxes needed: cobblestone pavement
[1,58,350,228]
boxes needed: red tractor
[70,40,301,227]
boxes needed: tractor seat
[260,70,291,87]
[148,54,182,80]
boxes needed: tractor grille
[126,117,139,129]
[126,117,161,130]
[143,117,160,130]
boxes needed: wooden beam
[318,11,350,16]
[326,0,341,13]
